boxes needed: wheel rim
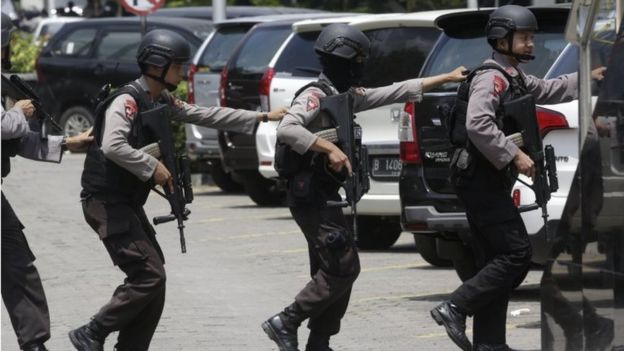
[63,113,91,136]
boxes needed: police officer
[1,12,93,351]
[263,23,467,351]
[429,6,605,351]
[67,29,286,351]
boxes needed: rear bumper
[402,206,468,233]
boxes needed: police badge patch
[124,99,137,120]
[492,75,508,97]
[306,94,319,111]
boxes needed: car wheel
[208,160,243,193]
[413,234,453,267]
[355,216,402,250]
[60,106,94,137]
[240,171,284,206]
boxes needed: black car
[36,17,212,136]
[398,7,571,276]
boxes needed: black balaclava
[320,54,364,93]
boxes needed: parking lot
[1,153,543,350]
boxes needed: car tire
[355,216,402,250]
[208,160,243,193]
[413,234,453,267]
[60,106,94,137]
[240,171,284,206]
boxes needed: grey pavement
[2,153,543,350]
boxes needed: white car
[256,10,467,249]
[32,17,84,45]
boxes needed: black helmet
[486,5,538,61]
[2,12,15,49]
[137,29,190,70]
[136,29,190,91]
[314,23,370,60]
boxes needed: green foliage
[171,80,189,150]
[8,32,42,73]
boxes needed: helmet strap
[143,61,178,92]
[494,34,535,63]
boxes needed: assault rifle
[504,94,558,240]
[1,74,62,139]
[319,92,370,241]
[140,105,193,253]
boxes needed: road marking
[192,213,289,224]
[242,248,308,257]
[360,262,430,273]
[196,230,301,241]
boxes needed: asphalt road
[1,153,543,350]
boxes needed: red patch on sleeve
[124,99,137,120]
[492,75,508,97]
[306,95,320,112]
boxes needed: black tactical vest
[81,81,161,204]
[274,79,335,178]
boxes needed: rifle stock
[140,107,193,253]
[504,94,559,240]
[320,93,370,241]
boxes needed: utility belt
[450,139,519,192]
[282,127,357,207]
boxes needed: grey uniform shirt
[101,77,259,181]
[466,52,578,170]
[277,73,424,154]
[1,104,64,163]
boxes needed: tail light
[187,64,198,104]
[219,68,229,107]
[399,102,422,165]
[259,67,275,112]
[512,189,521,207]
[536,106,569,137]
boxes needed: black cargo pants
[1,192,51,349]
[289,202,361,336]
[82,196,166,351]
[452,160,532,346]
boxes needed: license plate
[370,157,402,177]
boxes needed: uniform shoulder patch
[492,75,508,97]
[124,98,138,120]
[306,92,320,112]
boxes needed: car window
[361,27,440,87]
[96,31,142,61]
[51,28,97,57]
[273,31,321,78]
[423,32,567,92]
[230,26,292,77]
[198,26,249,72]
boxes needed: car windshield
[423,32,567,92]
[198,26,249,72]
[230,25,292,77]
[361,26,440,87]
[273,31,321,78]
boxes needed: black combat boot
[305,330,333,351]
[262,303,306,351]
[430,301,472,351]
[68,319,109,351]
[21,342,49,351]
